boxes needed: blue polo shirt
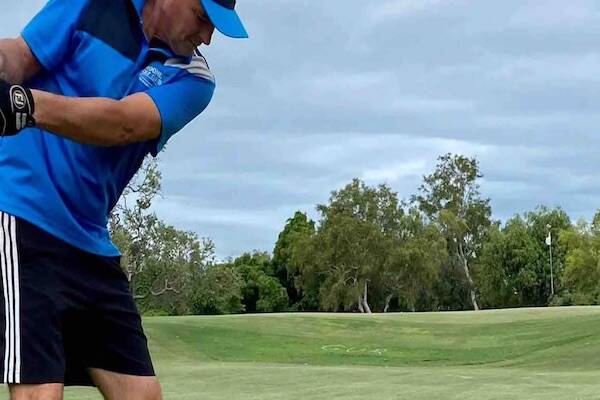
[0,0,215,256]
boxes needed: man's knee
[137,380,163,400]
[117,381,161,400]
[9,383,63,400]
[122,378,162,400]
[89,369,162,400]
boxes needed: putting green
[8,307,600,399]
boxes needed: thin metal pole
[549,236,554,296]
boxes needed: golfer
[0,0,247,398]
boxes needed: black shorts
[0,211,155,386]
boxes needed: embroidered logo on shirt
[139,65,164,88]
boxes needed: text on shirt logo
[139,65,164,88]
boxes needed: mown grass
[6,306,600,399]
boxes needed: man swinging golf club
[0,0,247,398]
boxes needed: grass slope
[10,307,600,399]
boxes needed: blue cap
[200,0,248,39]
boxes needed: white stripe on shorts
[0,212,20,383]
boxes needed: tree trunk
[358,295,365,313]
[362,280,372,314]
[383,294,393,313]
[459,244,479,310]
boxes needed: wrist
[31,89,45,128]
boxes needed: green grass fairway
[8,307,600,399]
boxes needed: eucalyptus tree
[414,154,493,310]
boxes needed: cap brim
[200,0,249,39]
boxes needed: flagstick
[546,224,554,297]
[549,236,554,296]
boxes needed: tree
[318,214,388,312]
[110,157,215,314]
[272,211,316,309]
[229,252,289,313]
[110,157,162,295]
[561,215,600,304]
[478,207,572,308]
[479,217,543,308]
[133,220,215,314]
[414,154,493,310]
[287,227,324,312]
[192,264,245,315]
[523,206,571,303]
[384,210,447,312]
[290,179,404,313]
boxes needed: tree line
[109,153,599,315]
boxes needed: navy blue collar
[147,38,193,64]
[131,0,145,18]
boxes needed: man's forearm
[32,90,161,147]
[0,42,19,82]
[0,38,40,83]
[0,48,10,82]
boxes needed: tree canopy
[111,153,597,315]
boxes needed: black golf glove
[0,80,35,137]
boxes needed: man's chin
[174,48,195,57]
[163,38,195,57]
[168,47,191,57]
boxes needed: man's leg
[67,253,157,396]
[89,368,162,400]
[0,214,69,393]
[8,383,63,400]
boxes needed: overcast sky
[5,1,600,259]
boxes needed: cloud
[7,1,600,258]
[369,0,446,22]
[390,97,476,113]
[508,1,598,28]
[361,160,427,182]
[153,196,282,229]
[488,53,600,84]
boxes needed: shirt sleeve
[146,75,215,157]
[21,0,89,72]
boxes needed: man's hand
[0,79,35,136]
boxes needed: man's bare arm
[0,39,161,146]
[0,37,41,83]
[0,49,9,82]
[32,91,162,147]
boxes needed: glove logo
[12,90,25,110]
